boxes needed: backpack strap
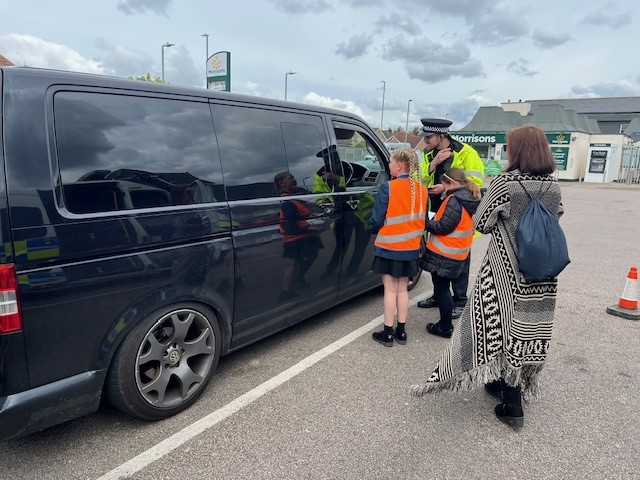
[501,174,552,257]
[513,175,553,201]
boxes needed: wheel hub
[165,346,182,366]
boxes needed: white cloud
[0,34,104,73]
[116,0,173,16]
[2,0,640,134]
[302,92,370,121]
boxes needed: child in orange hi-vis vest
[421,167,481,338]
[370,149,427,347]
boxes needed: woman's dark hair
[505,124,556,175]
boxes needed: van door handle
[317,201,335,213]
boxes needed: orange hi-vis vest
[279,197,314,243]
[374,179,427,252]
[427,194,474,260]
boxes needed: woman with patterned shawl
[409,124,564,430]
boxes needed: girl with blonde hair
[370,148,427,347]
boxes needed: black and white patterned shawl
[410,172,563,398]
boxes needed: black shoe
[451,306,464,319]
[394,331,407,345]
[372,330,394,347]
[417,296,438,308]
[426,322,453,338]
[484,379,505,401]
[495,403,524,430]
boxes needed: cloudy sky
[2,0,638,131]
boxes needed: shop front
[452,131,575,178]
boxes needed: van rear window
[54,92,225,213]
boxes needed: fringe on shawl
[407,355,546,402]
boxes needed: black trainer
[372,330,394,347]
[451,306,464,319]
[417,296,438,308]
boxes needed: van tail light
[0,264,22,333]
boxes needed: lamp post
[161,42,174,83]
[405,99,412,144]
[201,33,209,88]
[445,112,451,119]
[284,71,297,101]
[380,80,386,132]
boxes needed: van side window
[211,105,327,200]
[335,129,384,171]
[54,92,224,214]
[333,125,388,186]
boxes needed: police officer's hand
[429,184,445,195]
[433,148,452,165]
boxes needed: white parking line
[97,295,423,480]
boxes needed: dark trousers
[451,254,471,308]
[427,254,470,308]
[431,272,453,331]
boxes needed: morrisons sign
[451,132,505,144]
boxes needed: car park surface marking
[97,296,422,480]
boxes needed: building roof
[529,105,600,133]
[459,104,600,134]
[0,54,14,67]
[459,106,524,132]
[623,116,640,136]
[525,97,640,115]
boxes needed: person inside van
[313,147,349,281]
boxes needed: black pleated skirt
[372,256,419,278]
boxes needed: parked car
[0,66,421,440]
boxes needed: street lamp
[380,80,386,131]
[405,99,412,144]
[284,71,297,101]
[161,42,174,83]
[201,33,209,88]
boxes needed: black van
[0,67,421,440]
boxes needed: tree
[129,73,162,83]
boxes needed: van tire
[407,269,422,291]
[105,303,221,420]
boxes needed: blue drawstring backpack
[510,177,570,282]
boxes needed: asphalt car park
[1,182,639,480]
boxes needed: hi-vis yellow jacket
[420,141,484,188]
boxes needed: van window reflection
[54,92,224,213]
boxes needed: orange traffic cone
[606,267,640,320]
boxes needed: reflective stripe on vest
[279,198,314,243]
[426,195,474,260]
[375,179,427,251]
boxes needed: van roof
[1,66,363,121]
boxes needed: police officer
[417,118,484,318]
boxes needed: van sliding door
[330,120,390,299]
[211,104,342,348]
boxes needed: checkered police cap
[419,118,453,136]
